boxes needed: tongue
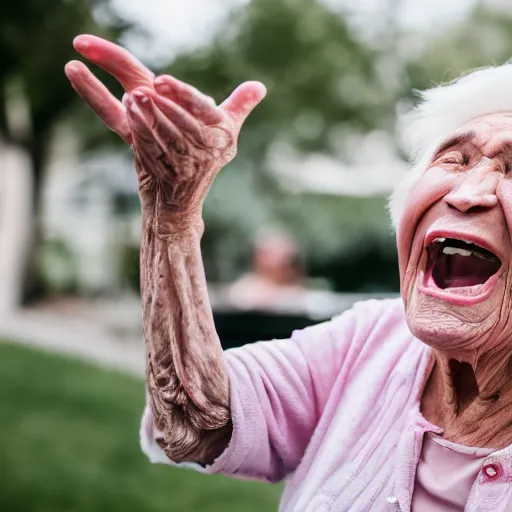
[433,253,498,289]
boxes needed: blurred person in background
[227,229,306,311]
[67,34,512,511]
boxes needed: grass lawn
[0,342,283,512]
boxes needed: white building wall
[0,143,32,315]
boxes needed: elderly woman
[66,34,512,511]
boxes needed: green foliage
[7,0,511,293]
[405,7,512,93]
[161,0,399,283]
[0,0,132,301]
[0,0,128,145]
[118,243,140,293]
[0,342,283,512]
[169,0,389,158]
[38,237,79,294]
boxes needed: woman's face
[398,113,512,359]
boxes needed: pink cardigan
[140,299,512,511]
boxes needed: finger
[73,34,154,92]
[124,95,164,180]
[65,60,131,144]
[129,91,187,156]
[133,87,203,141]
[124,95,180,182]
[153,74,222,125]
[220,81,267,125]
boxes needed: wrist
[142,208,204,243]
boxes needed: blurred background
[1,0,512,510]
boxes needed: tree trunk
[20,134,49,304]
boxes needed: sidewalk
[0,292,395,378]
[0,298,145,376]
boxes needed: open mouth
[425,237,501,292]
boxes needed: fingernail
[133,91,149,105]
[64,62,80,76]
[154,82,171,94]
[122,94,133,109]
[73,36,89,50]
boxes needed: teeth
[441,246,493,260]
[431,237,498,261]
[442,246,472,257]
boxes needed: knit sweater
[140,298,512,511]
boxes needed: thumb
[220,81,267,126]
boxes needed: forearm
[141,213,231,464]
[66,32,265,467]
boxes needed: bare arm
[141,221,232,463]
[65,35,266,464]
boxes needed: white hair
[389,62,512,228]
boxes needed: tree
[161,0,398,284]
[0,0,129,302]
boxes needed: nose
[444,161,499,213]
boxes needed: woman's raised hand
[65,35,266,237]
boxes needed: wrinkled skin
[66,34,512,462]
[398,113,512,448]
[65,35,266,463]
